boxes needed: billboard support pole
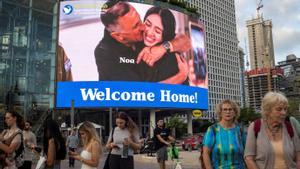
[150,110,156,138]
[71,100,74,128]
[109,108,113,132]
[187,111,193,134]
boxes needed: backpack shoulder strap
[211,124,217,148]
[253,119,261,138]
[237,124,244,147]
[285,117,294,138]
[111,127,116,142]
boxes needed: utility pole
[71,100,74,128]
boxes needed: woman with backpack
[43,118,66,169]
[244,92,300,169]
[0,111,24,169]
[202,99,246,169]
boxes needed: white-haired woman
[202,99,246,169]
[70,121,102,169]
[244,92,300,169]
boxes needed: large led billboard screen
[56,0,208,109]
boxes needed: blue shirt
[203,123,246,169]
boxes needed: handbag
[103,127,115,169]
[35,156,46,169]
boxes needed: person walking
[43,118,66,169]
[69,121,102,169]
[202,99,246,169]
[105,112,141,169]
[153,119,175,169]
[0,111,24,169]
[66,130,79,168]
[19,121,36,169]
[244,92,300,169]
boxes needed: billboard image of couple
[57,0,208,109]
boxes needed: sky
[235,0,300,66]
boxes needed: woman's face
[5,113,16,127]
[79,130,88,141]
[116,118,126,129]
[143,14,163,47]
[220,103,236,122]
[268,103,287,124]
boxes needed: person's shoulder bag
[103,127,115,169]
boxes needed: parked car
[181,133,203,151]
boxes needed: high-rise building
[246,16,275,69]
[187,0,242,119]
[246,68,283,111]
[277,54,300,120]
[0,0,241,136]
[238,47,246,107]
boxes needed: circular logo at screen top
[63,5,73,15]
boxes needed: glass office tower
[0,0,58,129]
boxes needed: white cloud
[273,27,300,62]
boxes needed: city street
[57,150,201,169]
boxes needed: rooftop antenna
[256,0,263,17]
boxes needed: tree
[238,107,261,125]
[287,97,300,117]
[166,114,186,138]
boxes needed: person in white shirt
[19,121,37,169]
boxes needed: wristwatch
[162,41,171,53]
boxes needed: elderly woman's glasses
[222,108,233,112]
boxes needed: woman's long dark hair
[5,111,25,130]
[43,118,66,160]
[115,111,138,142]
[144,6,176,42]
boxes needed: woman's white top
[80,150,97,169]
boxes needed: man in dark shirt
[95,1,191,82]
[154,119,175,169]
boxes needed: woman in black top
[43,118,66,169]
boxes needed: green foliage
[169,0,187,8]
[238,107,261,124]
[287,97,300,116]
[166,114,186,138]
[166,114,185,129]
[186,7,198,14]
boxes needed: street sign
[192,110,202,118]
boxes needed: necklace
[265,120,282,138]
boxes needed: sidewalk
[56,150,201,169]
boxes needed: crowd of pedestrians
[0,91,300,169]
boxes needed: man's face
[157,120,164,128]
[24,122,31,130]
[116,6,144,44]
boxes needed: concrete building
[238,47,246,107]
[187,0,242,119]
[246,16,275,69]
[0,0,241,137]
[246,68,283,111]
[277,54,300,120]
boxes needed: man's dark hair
[25,120,32,126]
[101,1,130,32]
